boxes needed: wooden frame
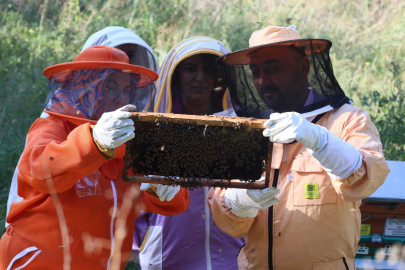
[122,112,273,189]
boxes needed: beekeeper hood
[81,26,158,111]
[218,25,350,118]
[81,26,157,71]
[43,45,157,121]
[148,37,233,114]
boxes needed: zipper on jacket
[267,111,327,268]
[342,257,349,270]
[268,169,279,270]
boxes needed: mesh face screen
[44,68,155,119]
[124,114,270,182]
[219,40,349,117]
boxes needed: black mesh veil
[218,39,349,118]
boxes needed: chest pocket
[291,154,337,206]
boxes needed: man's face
[249,46,309,113]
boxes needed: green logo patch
[361,224,371,236]
[304,183,319,199]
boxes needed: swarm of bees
[122,112,271,189]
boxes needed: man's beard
[259,72,307,112]
[259,84,285,111]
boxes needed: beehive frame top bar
[130,112,267,129]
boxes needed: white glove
[93,105,136,149]
[263,112,362,180]
[224,187,280,218]
[263,112,326,150]
[140,183,180,202]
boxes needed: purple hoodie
[133,187,244,270]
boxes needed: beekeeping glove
[93,105,136,149]
[140,183,180,202]
[263,112,362,180]
[224,187,280,218]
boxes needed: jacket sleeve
[17,117,108,194]
[140,188,190,216]
[331,109,390,201]
[207,187,255,238]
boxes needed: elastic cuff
[328,154,363,180]
[90,125,115,160]
[143,185,158,196]
[231,208,258,218]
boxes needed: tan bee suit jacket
[208,104,390,270]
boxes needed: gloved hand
[93,105,136,149]
[263,112,327,151]
[140,183,180,201]
[224,187,280,218]
[263,112,362,180]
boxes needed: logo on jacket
[304,183,319,199]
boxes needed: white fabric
[93,105,136,149]
[139,226,163,270]
[39,111,50,118]
[224,187,280,218]
[263,111,362,180]
[81,26,157,71]
[6,246,40,270]
[204,187,212,270]
[212,107,238,117]
[14,250,41,270]
[5,154,24,228]
[308,131,363,180]
[301,105,333,120]
[140,183,180,201]
[153,36,231,113]
[263,112,326,150]
[107,180,118,270]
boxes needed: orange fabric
[208,104,390,270]
[15,118,106,195]
[43,45,158,82]
[141,189,190,216]
[2,115,189,269]
[0,230,115,270]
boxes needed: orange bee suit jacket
[208,104,390,270]
[0,112,190,270]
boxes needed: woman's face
[102,71,134,113]
[116,43,138,65]
[178,54,215,106]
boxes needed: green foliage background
[0,0,404,267]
